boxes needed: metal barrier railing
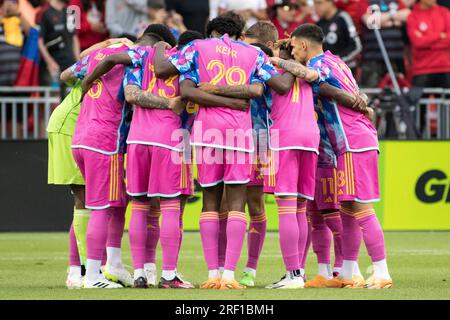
[0,86,449,140]
[0,87,60,139]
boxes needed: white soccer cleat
[266,272,305,289]
[144,267,157,287]
[103,264,133,288]
[83,275,123,289]
[66,274,83,289]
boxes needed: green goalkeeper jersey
[46,81,82,136]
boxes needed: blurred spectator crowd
[1,0,449,90]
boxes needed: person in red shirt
[407,0,450,88]
[270,0,303,38]
[69,0,108,51]
[335,0,362,32]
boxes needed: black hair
[142,23,177,47]
[205,16,242,39]
[177,30,204,49]
[147,0,165,9]
[220,11,246,34]
[81,0,104,12]
[117,33,137,43]
[251,43,274,57]
[291,23,324,44]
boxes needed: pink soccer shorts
[264,149,317,200]
[195,146,252,187]
[307,166,341,212]
[336,151,380,203]
[126,144,193,198]
[72,148,126,209]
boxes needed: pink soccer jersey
[71,44,131,154]
[125,47,184,151]
[169,34,278,152]
[308,51,379,154]
[268,71,320,153]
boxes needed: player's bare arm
[81,52,132,94]
[124,85,185,115]
[60,68,78,86]
[79,38,133,59]
[154,41,179,79]
[180,80,249,111]
[197,82,264,99]
[265,71,296,95]
[270,57,319,82]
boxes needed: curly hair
[177,30,204,49]
[142,23,177,48]
[220,11,246,34]
[205,16,242,39]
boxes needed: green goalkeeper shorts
[48,132,85,185]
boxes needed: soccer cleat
[265,274,286,289]
[200,278,221,289]
[175,272,194,288]
[103,264,133,288]
[83,275,123,289]
[304,275,330,288]
[349,275,366,288]
[158,276,195,289]
[66,274,83,289]
[144,267,157,287]
[239,271,255,287]
[365,277,393,289]
[219,279,246,290]
[324,277,353,288]
[133,276,149,289]
[267,272,305,289]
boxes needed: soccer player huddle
[47,12,392,290]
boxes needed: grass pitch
[0,231,449,300]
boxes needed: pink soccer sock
[160,200,181,271]
[145,207,160,264]
[107,206,126,248]
[199,211,220,270]
[101,248,107,266]
[86,209,113,261]
[218,212,228,268]
[276,196,300,271]
[301,214,312,269]
[178,211,184,257]
[323,211,344,268]
[129,201,150,270]
[310,210,332,264]
[340,208,362,261]
[69,224,80,266]
[296,200,309,269]
[224,211,247,271]
[354,209,386,262]
[246,211,267,270]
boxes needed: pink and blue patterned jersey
[71,44,133,155]
[267,71,320,153]
[308,51,378,155]
[169,34,278,152]
[124,47,191,151]
[316,106,337,168]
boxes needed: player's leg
[144,197,160,286]
[322,210,344,277]
[295,151,318,284]
[100,153,132,287]
[71,184,90,269]
[304,207,333,288]
[66,224,83,289]
[80,151,124,288]
[199,183,224,288]
[126,144,152,287]
[240,185,266,287]
[300,212,311,280]
[218,190,228,274]
[196,146,225,289]
[337,151,391,288]
[219,149,252,289]
[150,147,193,288]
